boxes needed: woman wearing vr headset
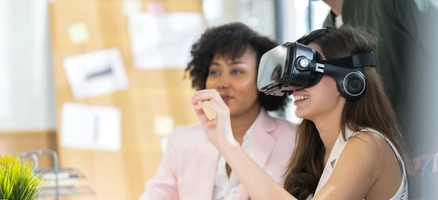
[192,25,412,199]
[140,22,296,200]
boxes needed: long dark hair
[283,26,413,199]
[185,22,290,111]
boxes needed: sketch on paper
[128,12,206,69]
[60,103,121,152]
[63,48,129,99]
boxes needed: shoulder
[166,123,208,147]
[266,114,297,134]
[273,116,297,130]
[396,0,428,12]
[342,129,389,172]
[348,129,387,152]
[316,130,388,199]
[336,129,388,174]
[263,115,297,144]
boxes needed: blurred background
[0,0,436,199]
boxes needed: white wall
[0,0,56,131]
[202,0,276,38]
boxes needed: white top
[335,15,344,28]
[212,117,257,200]
[314,128,408,199]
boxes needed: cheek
[246,81,260,101]
[239,77,255,87]
[309,77,339,100]
[326,79,339,95]
[238,76,258,92]
[205,77,213,89]
[317,79,340,104]
[320,76,338,91]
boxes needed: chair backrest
[422,153,438,200]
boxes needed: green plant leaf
[0,155,48,200]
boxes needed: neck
[315,119,341,157]
[230,106,261,145]
[325,0,344,16]
[312,105,344,157]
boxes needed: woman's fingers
[193,104,210,125]
[191,89,229,118]
[192,89,226,106]
[193,99,226,129]
[191,89,230,131]
[191,89,236,148]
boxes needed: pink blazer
[139,110,297,200]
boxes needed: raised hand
[191,89,238,149]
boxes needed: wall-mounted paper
[63,48,129,99]
[123,0,142,16]
[128,12,206,69]
[153,115,174,136]
[145,1,165,15]
[61,103,121,152]
[68,22,90,45]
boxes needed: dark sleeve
[397,0,438,53]
[322,10,337,28]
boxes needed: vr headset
[257,28,376,100]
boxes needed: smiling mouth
[293,95,309,102]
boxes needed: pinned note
[61,103,121,152]
[123,0,142,16]
[68,22,90,45]
[153,115,175,136]
[128,12,205,69]
[146,2,165,16]
[63,48,129,99]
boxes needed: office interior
[0,0,437,199]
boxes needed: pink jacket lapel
[194,141,220,199]
[237,110,276,200]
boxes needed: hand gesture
[191,89,238,149]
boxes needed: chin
[294,110,305,119]
[295,112,312,121]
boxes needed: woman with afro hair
[140,22,297,200]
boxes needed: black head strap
[296,28,330,45]
[320,52,376,68]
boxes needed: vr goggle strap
[319,51,376,69]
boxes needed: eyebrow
[210,61,245,66]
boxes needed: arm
[192,90,392,200]
[218,142,296,200]
[139,136,178,200]
[191,89,296,200]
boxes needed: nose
[216,74,230,89]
